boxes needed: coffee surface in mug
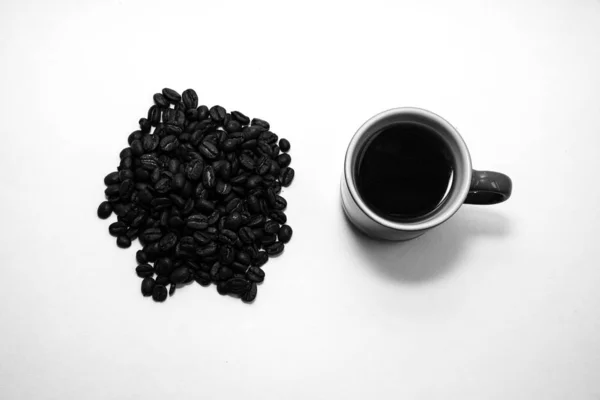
[355,122,454,221]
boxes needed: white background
[1,0,600,399]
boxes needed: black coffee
[356,122,453,221]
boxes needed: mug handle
[464,170,513,205]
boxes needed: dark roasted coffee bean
[136,250,148,264]
[170,267,190,284]
[256,155,271,175]
[242,282,257,303]
[230,261,248,274]
[160,135,179,152]
[281,167,294,187]
[278,224,293,243]
[273,195,287,210]
[225,212,243,230]
[97,201,113,219]
[215,181,231,196]
[141,277,156,297]
[119,169,135,182]
[197,242,218,257]
[209,105,226,122]
[246,175,262,189]
[261,233,277,246]
[219,266,233,280]
[152,285,168,302]
[155,276,170,286]
[159,232,178,251]
[219,245,235,265]
[196,105,209,120]
[155,258,174,276]
[117,235,131,248]
[195,198,215,213]
[130,139,144,156]
[252,251,268,267]
[140,154,159,170]
[239,226,256,244]
[104,184,120,198]
[264,220,280,234]
[241,139,257,150]
[193,231,212,246]
[182,89,198,109]
[225,198,242,214]
[266,241,284,256]
[251,118,270,130]
[113,203,132,217]
[109,221,128,236]
[246,214,265,228]
[162,88,181,102]
[153,93,169,108]
[279,138,290,152]
[202,165,216,188]
[104,171,120,186]
[239,153,255,170]
[148,106,161,125]
[193,270,211,286]
[169,284,176,296]
[198,141,219,160]
[136,264,154,278]
[246,266,265,283]
[186,214,208,230]
[269,210,287,224]
[231,111,250,125]
[225,120,241,133]
[119,156,133,170]
[236,251,251,266]
[141,227,162,242]
[222,138,238,152]
[207,210,220,225]
[251,228,264,242]
[225,277,251,295]
[246,195,260,214]
[185,158,204,180]
[216,281,228,295]
[277,153,291,168]
[218,229,238,245]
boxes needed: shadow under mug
[341,107,512,241]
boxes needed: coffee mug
[341,107,512,241]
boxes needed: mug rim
[344,107,472,232]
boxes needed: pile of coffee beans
[97,88,294,303]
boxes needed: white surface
[1,0,600,399]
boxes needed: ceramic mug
[341,107,512,241]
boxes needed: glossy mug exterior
[341,107,512,241]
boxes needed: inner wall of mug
[345,108,472,231]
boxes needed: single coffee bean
[152,285,168,302]
[162,88,181,102]
[136,264,154,278]
[242,282,257,303]
[136,250,148,264]
[194,270,212,286]
[97,201,113,219]
[231,111,250,125]
[186,158,204,180]
[160,135,179,152]
[169,284,177,296]
[219,245,235,265]
[279,138,290,152]
[236,251,251,266]
[155,276,170,286]
[209,105,226,122]
[170,267,190,284]
[218,229,238,245]
[246,266,265,283]
[277,153,291,168]
[215,181,232,196]
[141,227,162,242]
[281,167,295,187]
[264,220,280,234]
[193,231,212,245]
[225,278,251,295]
[153,93,169,108]
[198,141,219,160]
[159,232,178,251]
[278,225,293,243]
[197,242,218,257]
[155,258,174,276]
[148,106,161,125]
[252,251,269,267]
[109,221,128,236]
[251,118,270,130]
[141,277,156,296]
[117,236,131,248]
[182,88,198,109]
[266,241,284,256]
[238,226,256,244]
[202,165,216,188]
[186,214,208,230]
[269,210,287,224]
[219,266,234,280]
